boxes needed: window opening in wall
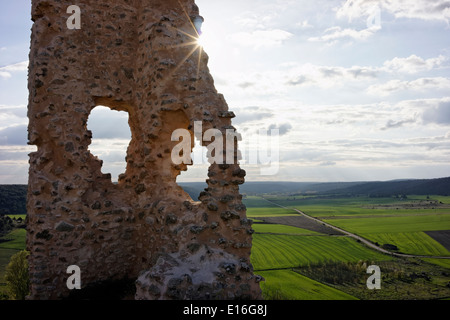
[176,138,209,201]
[87,105,131,182]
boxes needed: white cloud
[228,29,293,49]
[233,11,278,30]
[337,0,450,23]
[295,20,314,29]
[87,106,131,140]
[308,26,378,43]
[285,55,447,88]
[367,77,450,96]
[381,118,417,131]
[422,99,450,125]
[0,104,27,118]
[0,71,12,79]
[0,124,28,146]
[232,106,274,125]
[285,63,378,88]
[383,55,448,74]
[0,61,28,79]
[216,53,448,105]
[267,123,292,136]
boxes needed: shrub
[5,250,30,300]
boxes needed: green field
[364,232,450,256]
[0,194,449,300]
[244,195,450,300]
[321,214,450,257]
[269,196,450,218]
[252,224,321,235]
[422,258,450,269]
[262,195,450,258]
[323,214,450,234]
[0,228,27,296]
[6,215,26,220]
[247,207,299,217]
[251,234,391,271]
[243,196,276,207]
[0,229,26,251]
[258,269,358,300]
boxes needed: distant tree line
[0,185,27,216]
[0,215,14,237]
[324,177,450,197]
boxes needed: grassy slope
[366,232,450,256]
[322,214,450,257]
[270,196,450,257]
[0,228,27,294]
[271,196,450,217]
[258,269,357,300]
[0,229,26,250]
[251,234,391,271]
[323,214,450,234]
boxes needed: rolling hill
[1,177,449,215]
[323,177,450,197]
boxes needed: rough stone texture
[27,0,262,300]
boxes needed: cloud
[268,123,292,136]
[232,106,274,125]
[295,20,314,29]
[0,149,30,161]
[336,0,450,23]
[422,100,450,125]
[0,71,11,79]
[347,66,379,78]
[284,54,444,90]
[381,118,417,130]
[308,26,379,43]
[383,55,448,74]
[0,124,28,146]
[87,106,131,139]
[228,29,293,48]
[0,61,28,79]
[233,11,278,30]
[319,161,337,167]
[213,52,446,103]
[0,105,27,118]
[237,82,255,89]
[367,77,450,96]
[336,0,381,22]
[285,63,378,88]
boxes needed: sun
[196,34,205,48]
[160,1,211,82]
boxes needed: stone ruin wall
[27,0,262,299]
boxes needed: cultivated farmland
[1,193,449,300]
[258,269,358,300]
[251,234,389,270]
[0,227,26,297]
[245,195,450,300]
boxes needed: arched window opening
[87,106,131,182]
[176,138,209,201]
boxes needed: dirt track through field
[261,198,450,260]
[254,216,344,235]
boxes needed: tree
[5,250,30,300]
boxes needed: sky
[1,0,450,184]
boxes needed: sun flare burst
[154,0,207,83]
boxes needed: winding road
[262,198,450,260]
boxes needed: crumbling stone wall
[27,0,262,300]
